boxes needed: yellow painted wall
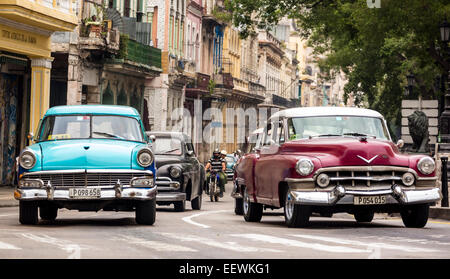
[29,62,52,134]
[0,1,77,31]
[0,0,77,133]
[0,24,51,58]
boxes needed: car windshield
[287,116,389,141]
[38,115,144,142]
[225,156,236,163]
[152,137,182,155]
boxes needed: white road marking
[0,241,21,250]
[0,214,16,218]
[160,233,282,253]
[231,233,368,253]
[182,210,229,228]
[290,234,438,253]
[20,233,87,259]
[112,235,197,252]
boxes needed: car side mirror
[28,132,34,143]
[149,135,156,142]
[187,150,194,156]
[396,139,404,148]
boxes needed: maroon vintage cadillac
[233,107,441,228]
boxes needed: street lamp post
[438,20,450,207]
[440,20,450,43]
[406,73,415,96]
[439,20,450,143]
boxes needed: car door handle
[84,146,90,150]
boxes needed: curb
[429,207,450,221]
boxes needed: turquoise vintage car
[14,105,157,225]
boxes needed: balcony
[185,73,211,98]
[105,36,162,77]
[127,39,161,69]
[0,0,77,32]
[79,22,120,52]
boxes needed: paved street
[0,182,450,259]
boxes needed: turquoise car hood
[39,139,145,170]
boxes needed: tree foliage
[225,0,450,137]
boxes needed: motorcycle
[208,170,221,202]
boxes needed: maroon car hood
[281,137,409,168]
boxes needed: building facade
[51,0,162,131]
[0,0,77,185]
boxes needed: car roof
[44,105,141,117]
[269,106,384,121]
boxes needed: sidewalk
[0,186,18,207]
[1,186,449,220]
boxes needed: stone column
[30,57,53,134]
[67,54,82,105]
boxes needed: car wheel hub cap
[243,190,250,214]
[285,192,294,220]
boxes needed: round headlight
[137,148,154,168]
[316,173,330,188]
[169,167,182,178]
[19,150,36,169]
[295,158,314,176]
[401,172,415,186]
[417,157,435,175]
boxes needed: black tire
[400,204,429,228]
[19,201,38,225]
[39,203,58,221]
[135,199,156,225]
[191,194,202,210]
[284,191,310,228]
[243,187,263,222]
[174,200,186,212]
[234,198,244,215]
[354,210,374,223]
[209,181,216,202]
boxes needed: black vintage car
[147,131,205,211]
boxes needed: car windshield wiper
[310,134,342,138]
[93,131,124,139]
[160,148,180,154]
[343,133,376,138]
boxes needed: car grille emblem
[357,155,379,164]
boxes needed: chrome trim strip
[313,166,411,174]
[23,169,153,176]
[23,169,85,176]
[285,178,314,183]
[330,176,402,182]
[310,166,435,181]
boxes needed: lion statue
[407,110,429,153]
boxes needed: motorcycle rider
[205,149,227,197]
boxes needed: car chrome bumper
[15,186,157,201]
[155,177,185,202]
[156,192,186,202]
[16,170,156,201]
[289,185,441,206]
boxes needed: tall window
[124,0,130,17]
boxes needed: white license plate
[69,188,101,199]
[354,195,386,205]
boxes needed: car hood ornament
[357,155,379,164]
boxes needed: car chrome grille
[315,166,409,189]
[24,171,149,188]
